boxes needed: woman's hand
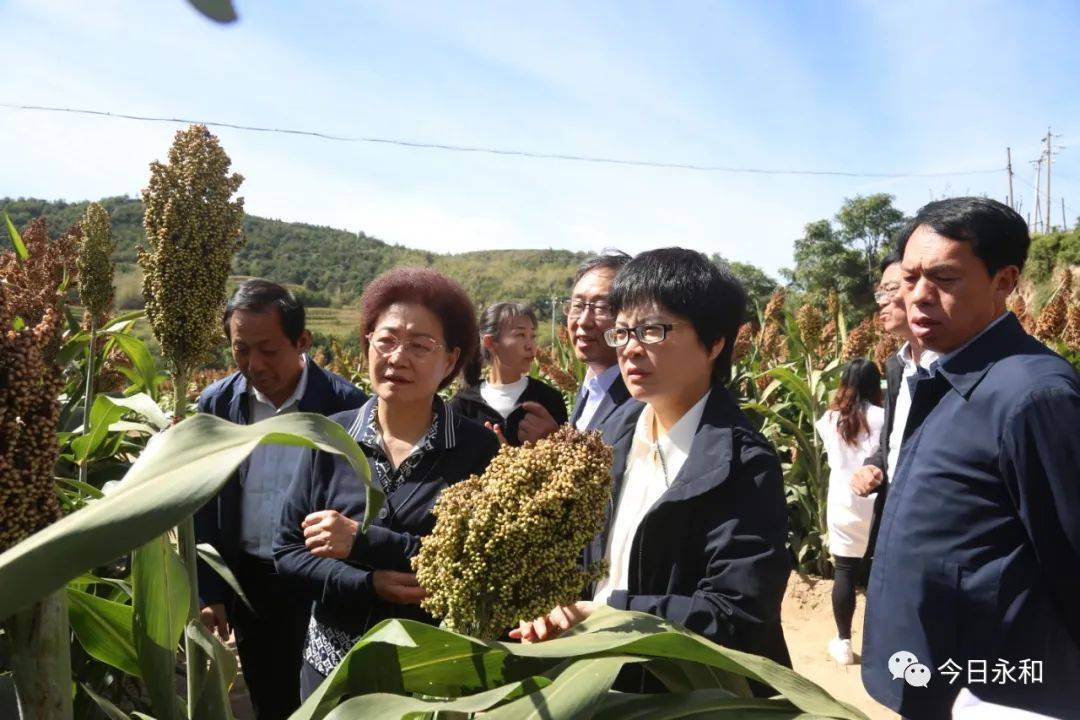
[517,402,559,444]
[302,510,359,559]
[484,421,510,445]
[509,600,597,643]
[373,570,427,604]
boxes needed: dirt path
[783,572,896,720]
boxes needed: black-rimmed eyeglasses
[603,323,679,348]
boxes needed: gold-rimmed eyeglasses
[366,333,444,360]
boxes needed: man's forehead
[572,268,615,297]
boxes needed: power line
[0,102,1006,180]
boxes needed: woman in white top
[814,358,884,665]
[448,302,567,445]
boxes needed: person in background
[194,279,367,719]
[566,252,634,430]
[512,248,791,696]
[861,197,1080,718]
[450,302,567,445]
[850,248,938,565]
[814,359,884,665]
[273,267,500,700]
[496,251,634,441]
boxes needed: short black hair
[573,249,632,287]
[223,279,306,344]
[879,245,903,273]
[609,247,747,386]
[899,197,1030,275]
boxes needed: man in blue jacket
[861,197,1080,718]
[194,279,366,719]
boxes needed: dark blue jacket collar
[934,312,1025,399]
[345,395,458,451]
[226,356,344,423]
[606,385,744,504]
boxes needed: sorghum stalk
[76,202,115,487]
[139,124,244,713]
[1,218,78,720]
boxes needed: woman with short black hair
[513,248,791,692]
[450,302,568,445]
[274,267,500,698]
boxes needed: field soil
[782,572,896,719]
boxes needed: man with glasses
[850,247,937,559]
[564,252,633,432]
[504,252,633,443]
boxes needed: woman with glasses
[511,248,792,693]
[450,302,568,446]
[273,267,500,699]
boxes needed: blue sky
[4,0,1079,276]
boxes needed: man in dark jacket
[861,197,1080,718]
[565,252,633,431]
[194,280,366,719]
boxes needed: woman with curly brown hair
[273,267,500,699]
[814,358,884,665]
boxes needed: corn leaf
[132,534,189,720]
[4,211,27,261]
[66,588,141,678]
[0,412,380,620]
[296,607,867,720]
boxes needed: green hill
[0,196,590,313]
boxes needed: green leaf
[186,620,237,720]
[0,412,380,620]
[12,316,25,331]
[322,677,550,720]
[594,690,808,720]
[187,0,238,22]
[294,608,867,720]
[112,333,162,395]
[79,683,132,720]
[196,543,251,610]
[4,211,27,261]
[66,587,141,678]
[483,656,634,720]
[133,535,189,720]
[71,395,130,461]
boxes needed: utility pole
[1006,147,1014,209]
[1032,155,1044,233]
[1044,127,1053,232]
[550,295,557,346]
[1064,197,1069,230]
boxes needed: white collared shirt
[593,389,710,604]
[574,364,621,430]
[241,356,309,559]
[886,344,939,482]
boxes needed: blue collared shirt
[574,364,621,430]
[239,358,309,560]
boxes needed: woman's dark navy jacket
[586,386,792,671]
[272,401,500,639]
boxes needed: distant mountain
[0,196,590,311]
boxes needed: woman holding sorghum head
[273,267,500,698]
[512,247,792,695]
